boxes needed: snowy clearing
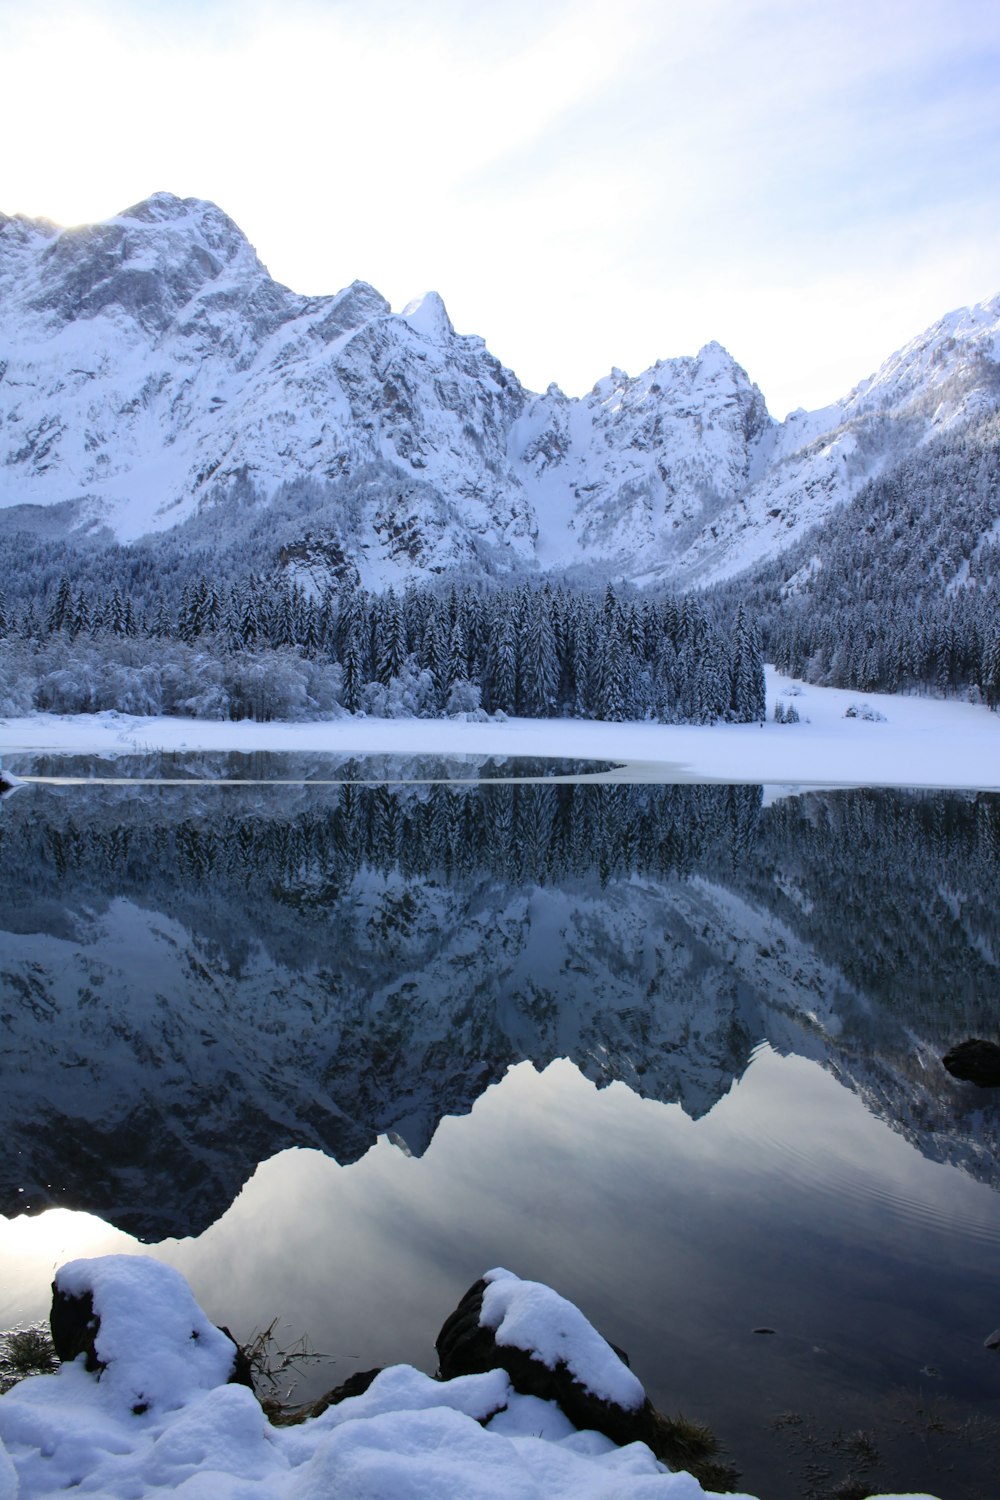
[1,669,997,791]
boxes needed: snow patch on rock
[55,1255,236,1412]
[482,1268,645,1410]
[0,1256,762,1500]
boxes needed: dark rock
[218,1325,255,1389]
[279,1366,384,1425]
[49,1285,100,1370]
[436,1277,671,1461]
[942,1039,1000,1088]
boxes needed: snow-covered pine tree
[983,617,1000,710]
[273,588,297,648]
[46,576,74,635]
[446,614,469,692]
[71,590,92,640]
[421,606,448,712]
[150,598,172,638]
[484,601,517,715]
[375,588,407,684]
[340,632,364,713]
[518,590,559,717]
[730,605,766,722]
[593,623,628,722]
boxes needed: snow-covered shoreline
[1,669,998,791]
[0,1255,937,1500]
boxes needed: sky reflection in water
[1,765,999,1498]
[4,1048,1000,1498]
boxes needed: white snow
[2,194,998,588]
[401,290,454,341]
[1,670,997,792]
[0,1255,936,1498]
[481,1268,646,1410]
[0,1255,768,1500]
[54,1256,236,1414]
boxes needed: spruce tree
[730,605,766,722]
[46,576,74,635]
[983,622,1000,710]
[519,591,559,717]
[485,605,517,715]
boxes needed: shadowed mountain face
[0,763,998,1239]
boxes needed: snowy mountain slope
[0,195,535,574]
[2,193,999,586]
[508,343,776,580]
[680,293,1000,586]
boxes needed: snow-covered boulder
[1,1253,937,1498]
[437,1269,670,1456]
[49,1255,239,1414]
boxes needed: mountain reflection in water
[0,764,998,1240]
[2,760,1000,1500]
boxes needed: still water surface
[1,754,998,1499]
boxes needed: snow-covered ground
[1,670,997,791]
[0,1256,934,1500]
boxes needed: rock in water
[436,1269,682,1458]
[942,1039,1000,1088]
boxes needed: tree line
[0,576,766,725]
[709,415,1000,709]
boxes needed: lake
[1,754,999,1500]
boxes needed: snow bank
[0,669,997,791]
[0,1256,940,1499]
[0,1255,753,1499]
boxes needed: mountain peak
[119,191,201,223]
[312,279,391,342]
[0,191,997,587]
[401,290,454,341]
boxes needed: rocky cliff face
[2,194,998,586]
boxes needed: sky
[2,0,999,418]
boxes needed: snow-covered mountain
[2,193,998,588]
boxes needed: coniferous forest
[0,575,766,725]
[710,416,1000,709]
[1,415,998,723]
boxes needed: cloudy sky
[3,0,999,416]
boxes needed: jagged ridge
[2,194,999,587]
